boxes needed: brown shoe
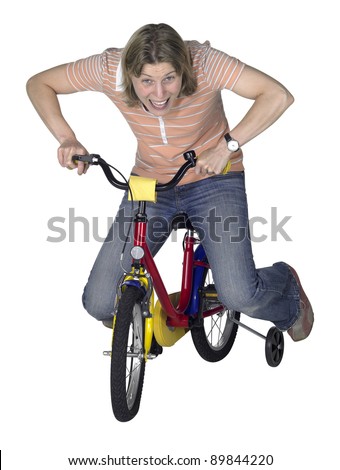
[287,266,314,341]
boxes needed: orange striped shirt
[67,40,245,184]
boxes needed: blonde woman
[27,23,313,341]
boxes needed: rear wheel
[191,269,240,362]
[110,286,145,422]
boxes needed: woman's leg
[179,173,302,331]
[82,190,178,321]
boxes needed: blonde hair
[121,23,197,106]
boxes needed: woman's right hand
[57,139,89,175]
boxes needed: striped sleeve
[66,48,121,93]
[198,41,245,91]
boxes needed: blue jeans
[82,172,300,330]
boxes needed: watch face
[228,139,239,152]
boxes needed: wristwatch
[224,133,240,152]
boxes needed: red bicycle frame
[132,202,223,328]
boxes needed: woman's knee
[216,281,257,313]
[82,284,115,321]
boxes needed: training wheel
[265,327,284,367]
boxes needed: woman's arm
[230,64,294,145]
[26,64,88,174]
[195,64,294,175]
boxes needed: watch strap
[224,133,233,143]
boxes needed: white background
[1,1,339,469]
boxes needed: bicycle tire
[191,269,240,362]
[110,286,146,422]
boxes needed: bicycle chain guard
[153,292,188,347]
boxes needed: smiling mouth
[149,98,170,110]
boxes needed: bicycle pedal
[149,336,163,356]
[103,351,112,357]
[201,284,218,298]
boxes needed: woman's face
[131,62,182,116]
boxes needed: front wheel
[110,286,145,422]
[191,269,240,362]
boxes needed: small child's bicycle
[73,152,285,422]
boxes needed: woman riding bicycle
[26,23,313,342]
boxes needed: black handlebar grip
[72,154,100,164]
[183,150,197,166]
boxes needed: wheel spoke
[191,268,239,362]
[207,314,225,346]
[126,360,142,381]
[126,320,143,381]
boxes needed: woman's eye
[141,75,176,86]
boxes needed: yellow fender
[111,314,117,341]
[144,291,155,361]
[114,270,152,360]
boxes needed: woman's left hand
[195,138,231,175]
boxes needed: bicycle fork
[103,268,156,361]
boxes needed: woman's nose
[154,82,166,99]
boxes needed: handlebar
[72,151,197,192]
